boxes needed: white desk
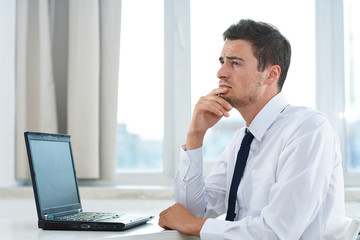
[0,198,199,240]
[1,218,199,240]
[3,196,360,240]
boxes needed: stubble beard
[220,74,263,110]
[220,94,257,110]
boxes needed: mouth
[219,84,231,96]
[219,82,232,89]
[217,84,231,98]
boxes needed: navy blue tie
[226,129,254,221]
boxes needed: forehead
[220,39,255,59]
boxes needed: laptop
[24,131,154,231]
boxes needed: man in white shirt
[158,19,350,239]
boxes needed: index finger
[208,88,233,111]
[209,87,229,97]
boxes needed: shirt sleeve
[174,144,229,218]
[200,218,278,240]
[174,145,205,217]
[260,116,342,239]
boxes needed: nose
[217,63,229,80]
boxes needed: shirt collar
[248,93,289,141]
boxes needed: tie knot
[242,129,254,146]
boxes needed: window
[115,0,191,185]
[344,0,360,172]
[117,0,164,172]
[114,0,360,186]
[315,0,359,186]
[191,0,315,173]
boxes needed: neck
[237,92,279,126]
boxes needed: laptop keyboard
[57,212,123,222]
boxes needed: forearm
[200,216,279,240]
[174,146,207,217]
[175,142,231,219]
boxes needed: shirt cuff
[200,218,226,240]
[179,144,203,179]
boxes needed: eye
[232,61,239,65]
[219,60,224,65]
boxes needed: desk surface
[0,198,199,240]
[1,218,199,240]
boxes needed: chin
[219,94,233,104]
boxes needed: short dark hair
[223,19,291,91]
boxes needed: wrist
[186,131,206,150]
[191,218,206,237]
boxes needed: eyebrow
[219,56,246,62]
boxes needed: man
[159,19,350,239]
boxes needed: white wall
[0,1,16,186]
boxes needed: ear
[265,65,281,85]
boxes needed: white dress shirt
[175,93,350,239]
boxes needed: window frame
[114,0,191,186]
[315,0,358,186]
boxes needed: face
[217,39,268,109]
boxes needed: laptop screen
[26,133,81,216]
